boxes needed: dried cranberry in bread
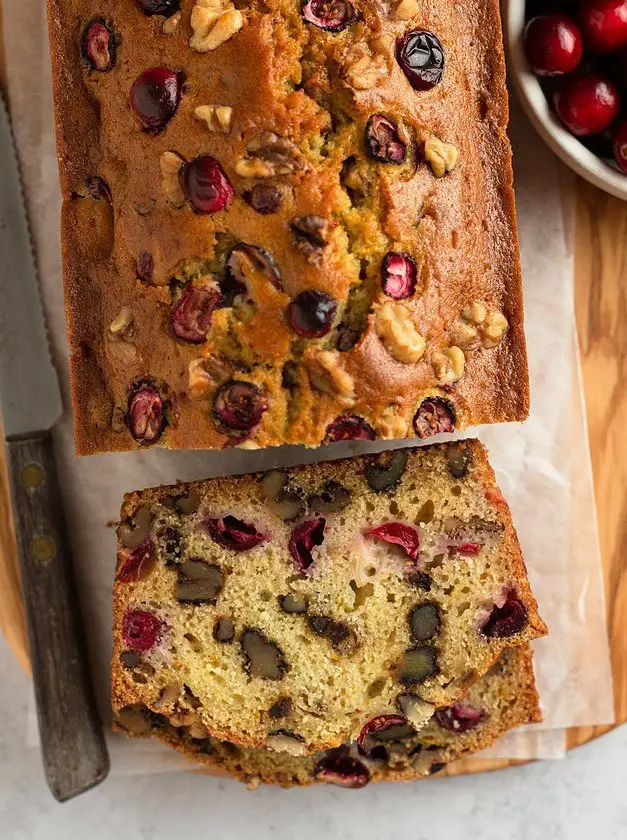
[47,0,529,454]
[112,441,546,753]
[114,646,541,788]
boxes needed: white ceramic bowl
[503,0,627,201]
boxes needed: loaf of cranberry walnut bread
[112,441,546,754]
[47,0,529,454]
[115,645,541,788]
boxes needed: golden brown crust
[46,0,529,454]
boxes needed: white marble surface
[1,634,625,839]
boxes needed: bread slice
[112,440,546,754]
[114,646,541,788]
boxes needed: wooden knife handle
[6,433,109,801]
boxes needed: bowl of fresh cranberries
[504,0,627,199]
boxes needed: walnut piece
[305,349,355,404]
[194,104,233,134]
[109,306,134,338]
[376,302,425,364]
[424,134,459,178]
[432,346,465,385]
[160,151,185,208]
[453,301,508,350]
[235,132,303,179]
[190,0,243,53]
[392,0,419,19]
[377,405,409,439]
[162,11,181,34]
[343,42,389,91]
[481,309,509,348]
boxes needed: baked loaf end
[114,645,541,788]
[47,0,529,454]
[112,441,546,754]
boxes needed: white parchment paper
[2,0,615,771]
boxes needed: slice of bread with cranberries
[112,440,547,755]
[114,645,541,788]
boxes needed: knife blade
[0,95,109,801]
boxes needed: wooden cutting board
[0,27,624,773]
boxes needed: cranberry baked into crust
[111,441,546,755]
[114,646,540,788]
[47,0,529,454]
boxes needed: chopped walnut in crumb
[453,301,508,350]
[481,309,509,348]
[305,349,355,404]
[160,151,185,207]
[109,307,134,339]
[162,11,181,34]
[190,0,243,53]
[376,302,426,364]
[424,134,459,178]
[377,404,409,439]
[194,104,233,134]
[343,42,389,91]
[432,346,465,385]
[235,132,304,179]
[392,0,419,19]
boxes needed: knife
[0,96,109,801]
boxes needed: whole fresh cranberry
[381,252,417,299]
[127,380,166,445]
[130,67,183,133]
[288,290,337,337]
[180,155,234,214]
[136,0,179,15]
[171,284,221,343]
[117,537,155,583]
[314,751,370,788]
[206,515,268,551]
[81,20,116,72]
[579,0,627,54]
[480,591,528,638]
[122,609,165,652]
[434,703,485,733]
[301,0,357,32]
[553,73,620,135]
[213,380,267,432]
[289,518,326,571]
[524,14,583,76]
[365,115,406,164]
[325,415,376,442]
[413,397,455,439]
[365,522,420,560]
[396,30,445,91]
[612,118,627,169]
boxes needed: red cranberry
[243,184,284,214]
[381,252,417,299]
[434,703,485,733]
[130,67,182,133]
[81,20,116,72]
[117,537,155,583]
[213,380,267,432]
[357,715,412,753]
[325,415,376,442]
[288,290,337,338]
[396,30,445,92]
[122,609,165,652]
[481,591,528,638]
[180,155,234,214]
[524,14,583,76]
[365,115,406,164]
[553,73,620,135]
[579,0,627,53]
[136,251,154,284]
[289,518,326,571]
[612,118,627,169]
[448,541,482,556]
[413,397,455,438]
[136,0,179,15]
[301,0,357,32]
[171,284,221,343]
[206,515,268,551]
[365,522,420,560]
[128,381,166,445]
[314,751,370,788]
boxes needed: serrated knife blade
[0,95,62,438]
